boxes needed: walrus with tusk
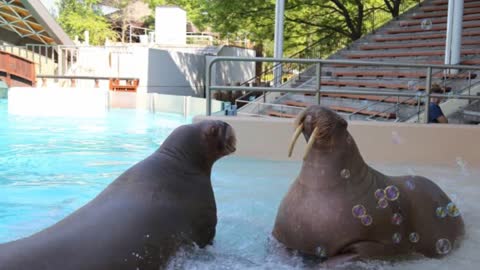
[273,105,465,266]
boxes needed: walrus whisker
[288,123,304,157]
[303,127,319,160]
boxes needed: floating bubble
[409,232,420,243]
[385,185,400,201]
[352,205,367,218]
[341,169,351,179]
[421,19,433,30]
[315,246,328,258]
[374,189,386,200]
[446,202,461,217]
[436,207,447,218]
[391,131,404,144]
[378,198,389,209]
[406,179,416,190]
[361,215,373,226]
[436,238,452,255]
[392,233,402,244]
[408,81,418,91]
[392,213,403,226]
[346,134,353,144]
[456,157,469,176]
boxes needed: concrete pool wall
[194,115,480,167]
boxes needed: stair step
[421,1,480,12]
[310,93,421,105]
[330,70,477,80]
[360,39,480,50]
[399,14,480,27]
[374,30,480,42]
[432,0,480,6]
[283,101,397,119]
[320,80,452,91]
[346,49,480,59]
[411,7,480,19]
[387,21,480,34]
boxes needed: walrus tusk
[288,123,304,157]
[303,127,319,160]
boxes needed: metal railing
[206,56,480,123]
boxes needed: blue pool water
[1,99,479,269]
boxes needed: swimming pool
[1,99,479,269]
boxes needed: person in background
[428,83,448,124]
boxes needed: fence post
[316,62,322,104]
[206,57,212,116]
[424,66,432,124]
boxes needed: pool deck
[194,115,480,167]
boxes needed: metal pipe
[205,56,480,116]
[424,67,432,124]
[209,85,480,100]
[315,63,322,105]
[208,56,480,71]
[273,0,285,87]
[206,57,212,116]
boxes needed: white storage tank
[155,6,187,45]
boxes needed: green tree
[57,0,118,45]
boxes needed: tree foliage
[57,0,118,45]
[141,0,419,57]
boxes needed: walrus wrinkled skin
[272,105,465,265]
[0,120,236,270]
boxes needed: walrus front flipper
[341,241,401,260]
[320,253,360,268]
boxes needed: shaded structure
[0,0,73,45]
[0,0,73,88]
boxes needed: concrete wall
[147,49,205,96]
[193,115,480,167]
[34,46,255,98]
[210,46,256,86]
[109,91,223,117]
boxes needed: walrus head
[159,120,236,171]
[288,105,353,160]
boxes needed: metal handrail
[206,57,480,123]
[243,40,324,86]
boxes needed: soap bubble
[385,185,400,201]
[421,19,433,30]
[446,202,461,217]
[391,131,404,144]
[374,189,386,200]
[341,169,351,179]
[361,215,373,226]
[436,238,452,255]
[406,179,416,190]
[392,213,403,226]
[409,232,420,243]
[392,233,402,244]
[408,81,418,91]
[456,157,469,176]
[436,207,447,218]
[378,198,389,209]
[315,246,328,258]
[352,205,367,218]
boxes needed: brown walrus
[0,120,236,270]
[272,105,465,266]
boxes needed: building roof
[0,0,73,45]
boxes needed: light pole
[273,0,285,87]
[444,0,463,68]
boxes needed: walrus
[272,105,465,266]
[0,120,236,270]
